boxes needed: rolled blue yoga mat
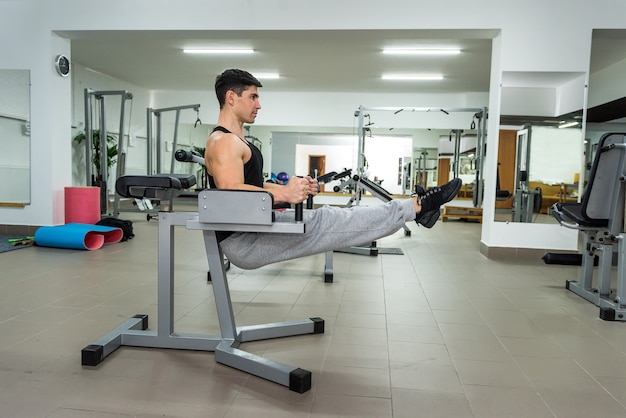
[34,223,123,250]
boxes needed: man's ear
[225,90,236,106]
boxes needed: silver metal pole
[452,130,462,178]
[84,88,94,186]
[147,108,153,174]
[170,109,181,173]
[156,113,162,174]
[356,105,365,175]
[98,95,108,214]
[113,92,133,217]
[473,107,487,208]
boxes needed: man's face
[233,85,261,124]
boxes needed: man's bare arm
[205,133,310,203]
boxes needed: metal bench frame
[551,132,626,320]
[81,175,324,393]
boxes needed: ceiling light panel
[382,74,444,81]
[382,48,461,55]
[183,48,255,54]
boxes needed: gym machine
[82,170,324,393]
[146,104,202,176]
[113,104,202,218]
[83,88,134,215]
[512,126,540,222]
[550,132,626,321]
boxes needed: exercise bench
[551,132,626,321]
[81,173,325,393]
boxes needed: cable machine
[84,88,134,215]
[109,104,202,218]
[111,104,202,219]
[146,104,201,175]
[511,125,540,222]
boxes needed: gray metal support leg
[324,250,334,283]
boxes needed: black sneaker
[412,184,440,228]
[414,179,462,225]
[418,209,440,228]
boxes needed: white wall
[529,126,582,184]
[2,0,626,254]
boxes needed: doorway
[437,157,451,186]
[308,155,326,192]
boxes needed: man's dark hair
[215,69,263,109]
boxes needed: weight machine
[512,126,542,223]
[550,132,626,321]
[83,88,134,215]
[113,104,202,218]
[146,104,202,175]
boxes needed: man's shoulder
[209,130,241,144]
[207,131,249,156]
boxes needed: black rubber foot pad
[310,317,325,334]
[133,314,149,330]
[600,307,616,321]
[289,368,312,393]
[81,344,104,366]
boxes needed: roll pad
[116,174,196,198]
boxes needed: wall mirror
[495,71,585,223]
[0,69,30,206]
[586,29,626,164]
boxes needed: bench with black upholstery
[550,132,626,321]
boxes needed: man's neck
[216,113,245,139]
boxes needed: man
[204,69,461,269]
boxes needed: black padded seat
[116,174,196,198]
[555,202,608,228]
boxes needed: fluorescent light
[382,48,461,55]
[183,48,254,54]
[382,74,444,81]
[254,73,280,79]
[558,121,579,129]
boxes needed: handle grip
[295,203,303,222]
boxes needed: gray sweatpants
[219,198,416,269]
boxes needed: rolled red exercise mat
[64,186,100,224]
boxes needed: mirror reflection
[586,29,626,176]
[496,71,585,223]
[0,69,30,206]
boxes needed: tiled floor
[1,207,626,417]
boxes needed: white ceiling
[61,29,626,97]
[62,29,496,94]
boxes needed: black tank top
[208,126,264,188]
[208,126,265,242]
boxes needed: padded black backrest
[581,132,626,221]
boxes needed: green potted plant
[73,130,118,182]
